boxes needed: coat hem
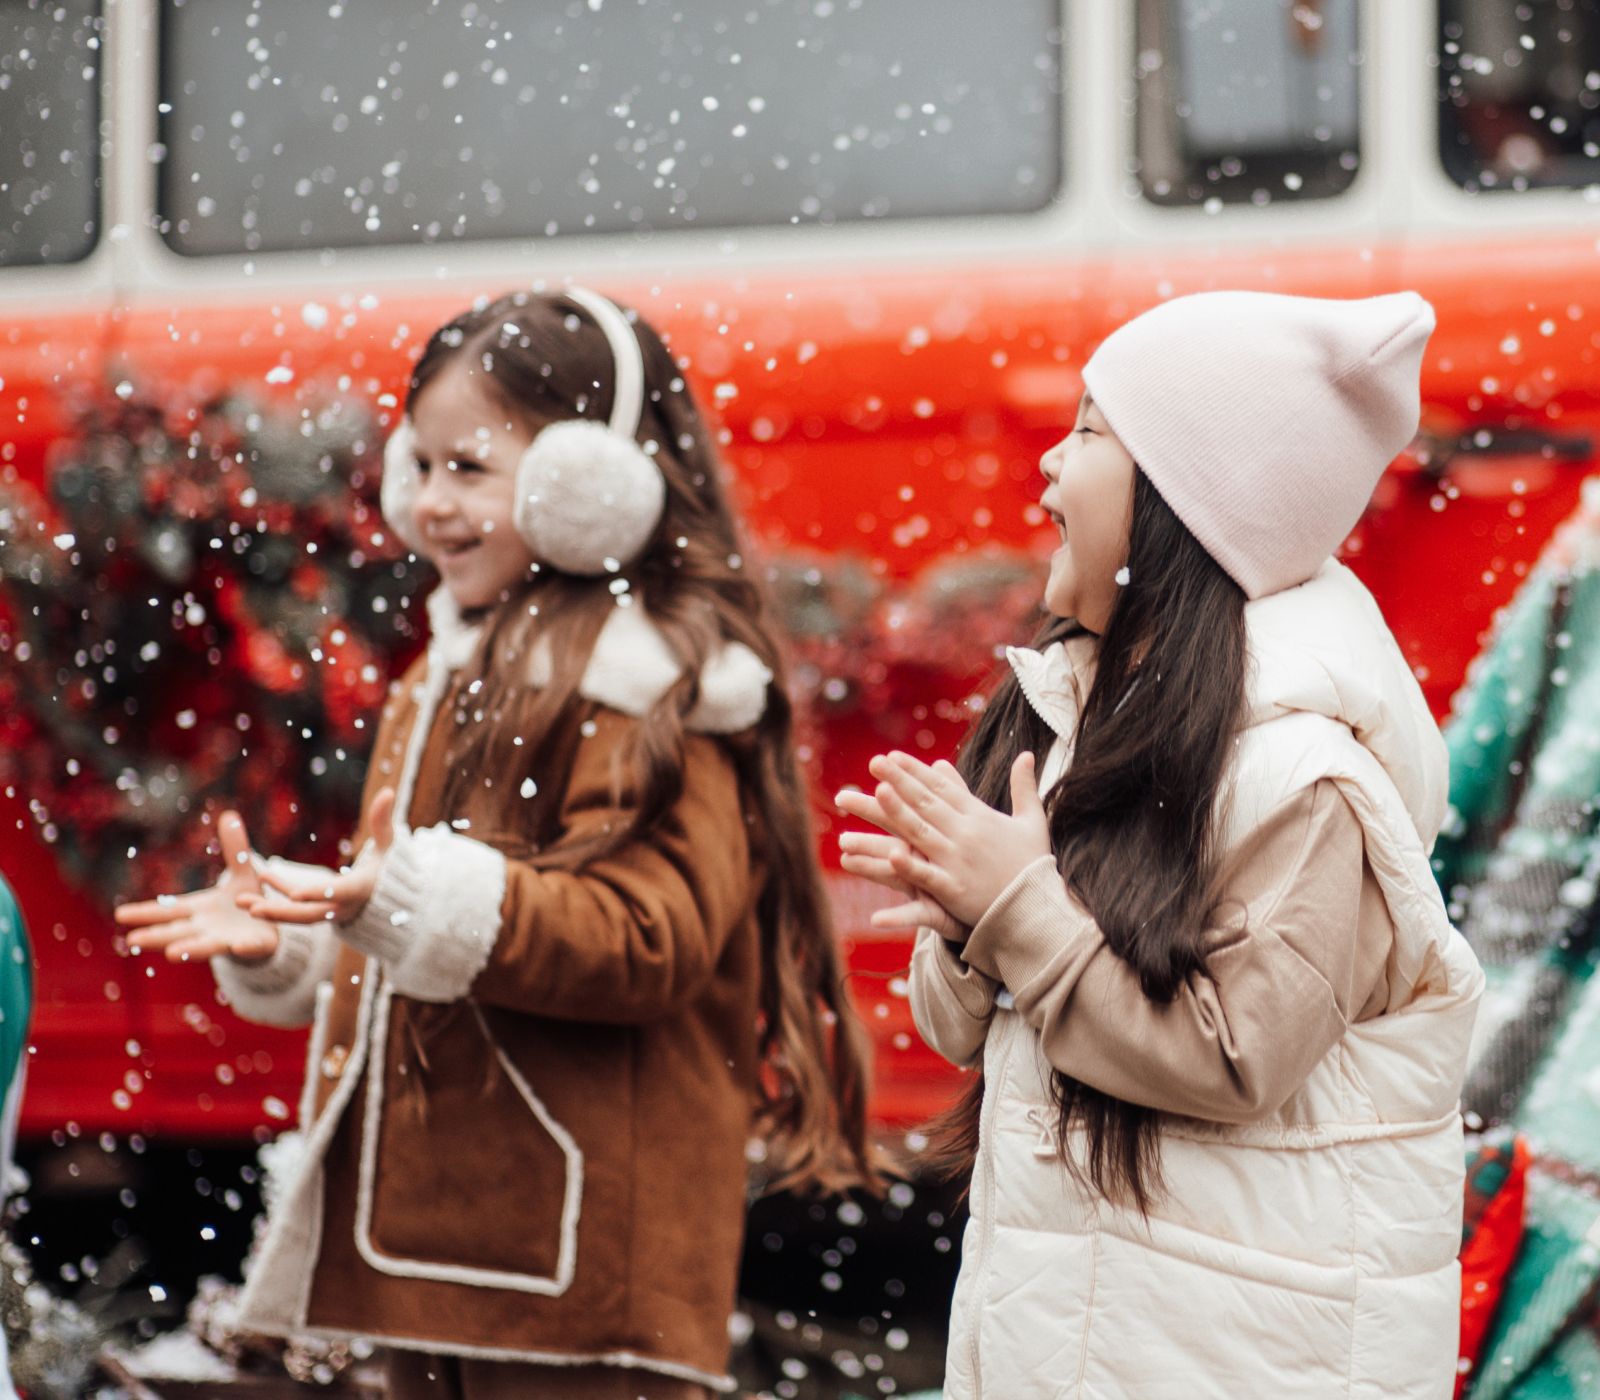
[255,1322,738,1393]
[237,959,379,1334]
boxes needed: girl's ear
[381,422,427,555]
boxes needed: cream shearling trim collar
[1005,635,1095,741]
[424,587,771,734]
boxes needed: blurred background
[1,0,1598,1395]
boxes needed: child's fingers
[217,811,261,893]
[1009,752,1045,819]
[165,932,237,963]
[870,898,942,931]
[875,750,965,810]
[869,757,963,841]
[241,896,338,924]
[872,896,964,943]
[260,869,343,903]
[878,750,952,792]
[873,778,949,854]
[233,892,288,917]
[127,918,200,952]
[838,850,912,894]
[838,830,906,859]
[368,788,398,851]
[115,895,195,928]
[887,844,955,903]
[869,752,943,805]
[834,788,897,834]
[839,831,920,892]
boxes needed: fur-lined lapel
[424,587,772,735]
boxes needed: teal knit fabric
[1437,483,1600,1398]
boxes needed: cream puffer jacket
[912,561,1484,1400]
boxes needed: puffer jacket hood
[1245,559,1449,849]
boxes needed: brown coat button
[321,1044,350,1080]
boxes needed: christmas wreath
[0,387,429,907]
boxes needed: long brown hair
[405,289,877,1194]
[928,469,1248,1211]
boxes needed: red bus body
[3,5,1598,1146]
[5,233,1597,1142]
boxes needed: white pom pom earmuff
[380,421,426,555]
[514,417,666,576]
[513,285,665,575]
[378,286,667,575]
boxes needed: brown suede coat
[224,620,767,1392]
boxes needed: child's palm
[115,813,281,964]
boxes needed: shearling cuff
[961,855,1088,992]
[212,918,333,1028]
[340,824,506,1002]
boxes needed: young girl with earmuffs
[838,291,1485,1399]
[117,288,876,1399]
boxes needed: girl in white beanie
[839,291,1484,1400]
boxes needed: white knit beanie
[1081,290,1435,600]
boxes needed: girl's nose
[1040,443,1064,483]
[414,469,458,524]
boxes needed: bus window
[1134,0,1361,207]
[156,0,1062,256]
[1438,0,1600,192]
[0,0,101,267]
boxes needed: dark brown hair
[405,289,877,1193]
[927,469,1248,1211]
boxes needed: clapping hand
[836,820,968,943]
[836,752,1052,933]
[115,811,279,963]
[233,788,397,926]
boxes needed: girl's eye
[1076,426,1096,437]
[448,458,485,475]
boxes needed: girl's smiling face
[1039,395,1137,632]
[408,358,542,612]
